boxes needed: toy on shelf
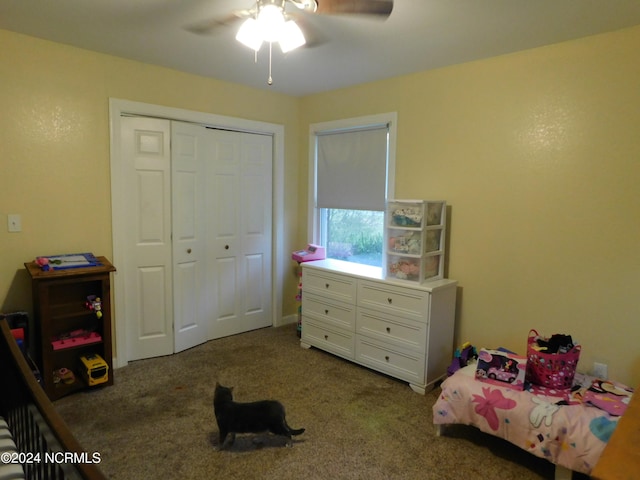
[34,252,101,271]
[292,244,326,263]
[53,367,75,385]
[51,329,102,350]
[79,353,109,386]
[85,295,102,319]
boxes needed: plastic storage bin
[385,200,446,282]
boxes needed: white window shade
[316,126,388,211]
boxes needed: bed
[0,316,107,480]
[433,364,632,479]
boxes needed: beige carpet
[54,324,585,480]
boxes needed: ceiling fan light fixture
[257,4,285,42]
[236,2,306,54]
[234,0,308,84]
[279,19,306,52]
[236,17,263,51]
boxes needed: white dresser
[300,259,457,394]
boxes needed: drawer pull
[325,309,329,315]
[386,327,391,333]
[385,355,390,362]
[325,283,330,289]
[324,335,328,340]
[387,297,393,304]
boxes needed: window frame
[308,113,397,260]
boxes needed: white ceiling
[1,0,639,97]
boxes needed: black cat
[213,383,305,449]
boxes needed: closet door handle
[187,248,192,254]
[225,245,229,250]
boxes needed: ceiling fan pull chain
[268,41,273,85]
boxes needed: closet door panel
[208,129,273,338]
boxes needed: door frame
[109,98,285,368]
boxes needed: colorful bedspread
[432,365,632,475]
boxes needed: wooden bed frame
[0,316,107,480]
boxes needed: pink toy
[35,257,49,267]
[52,331,102,350]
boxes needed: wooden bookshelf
[25,257,116,400]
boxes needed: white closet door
[207,128,273,339]
[120,116,174,361]
[119,118,274,361]
[171,121,208,353]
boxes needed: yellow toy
[79,353,109,386]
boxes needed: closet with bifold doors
[119,116,273,362]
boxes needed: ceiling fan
[187,0,394,85]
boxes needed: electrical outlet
[8,214,22,232]
[592,362,608,379]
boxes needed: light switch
[8,214,22,232]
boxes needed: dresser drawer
[302,292,355,331]
[356,307,426,353]
[358,280,429,320]
[355,335,425,385]
[301,318,355,360]
[303,268,357,304]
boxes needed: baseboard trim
[276,314,298,328]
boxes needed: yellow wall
[300,25,640,386]
[2,25,639,386]
[0,29,301,323]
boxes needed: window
[308,113,397,267]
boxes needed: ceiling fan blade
[314,0,393,17]
[288,12,329,48]
[184,9,251,35]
